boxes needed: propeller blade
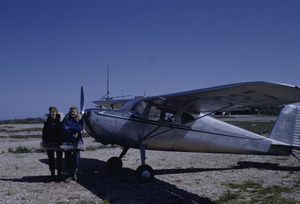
[80,86,85,115]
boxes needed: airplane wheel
[135,165,154,183]
[107,157,122,171]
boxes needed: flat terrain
[0,115,299,203]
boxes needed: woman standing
[61,106,84,182]
[42,106,63,181]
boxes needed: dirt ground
[0,118,299,203]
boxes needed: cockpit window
[148,106,175,122]
[132,101,148,117]
[135,102,175,122]
[148,106,161,121]
[132,101,194,124]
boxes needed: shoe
[65,176,72,183]
[72,172,77,181]
[50,171,55,182]
[57,172,62,181]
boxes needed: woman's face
[70,109,78,118]
[49,110,57,119]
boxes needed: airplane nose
[83,110,93,135]
[83,109,93,120]
[85,110,91,119]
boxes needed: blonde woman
[61,106,84,182]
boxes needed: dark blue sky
[0,0,299,120]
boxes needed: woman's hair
[49,106,58,113]
[69,106,78,113]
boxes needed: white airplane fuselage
[84,108,292,156]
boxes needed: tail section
[269,105,300,150]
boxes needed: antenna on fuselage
[106,66,110,100]
[100,66,131,101]
[101,66,111,100]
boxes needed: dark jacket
[60,113,84,151]
[42,113,64,149]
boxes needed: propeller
[80,86,85,116]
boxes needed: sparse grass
[7,145,119,154]
[174,179,182,183]
[9,135,41,139]
[195,178,201,184]
[85,144,119,151]
[217,180,296,203]
[34,148,46,153]
[226,121,275,135]
[217,190,239,203]
[0,118,44,124]
[6,192,12,196]
[227,179,262,192]
[8,146,31,154]
[275,157,289,161]
[0,127,42,133]
[8,146,45,154]
[80,202,97,204]
[295,178,300,187]
[1,126,14,128]
[82,133,92,137]
[103,200,110,204]
[214,115,235,119]
[0,134,42,139]
[0,126,43,138]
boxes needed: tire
[135,164,154,183]
[107,157,123,171]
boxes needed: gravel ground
[0,117,299,203]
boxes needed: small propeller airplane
[80,81,300,183]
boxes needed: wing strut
[139,115,176,142]
[194,103,234,120]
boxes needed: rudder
[269,105,300,147]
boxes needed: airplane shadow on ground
[2,158,299,204]
[2,158,212,203]
[70,158,213,203]
[154,161,300,175]
[236,161,300,171]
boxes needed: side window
[163,111,174,122]
[133,101,148,117]
[148,106,174,122]
[133,102,176,123]
[148,106,161,121]
[181,112,194,124]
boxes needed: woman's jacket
[60,114,85,151]
[41,112,64,150]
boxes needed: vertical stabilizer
[269,105,300,146]
[293,106,300,147]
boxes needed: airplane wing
[141,81,300,114]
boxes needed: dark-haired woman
[41,106,63,181]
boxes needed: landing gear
[107,147,129,171]
[135,144,154,183]
[106,145,155,182]
[135,164,154,183]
